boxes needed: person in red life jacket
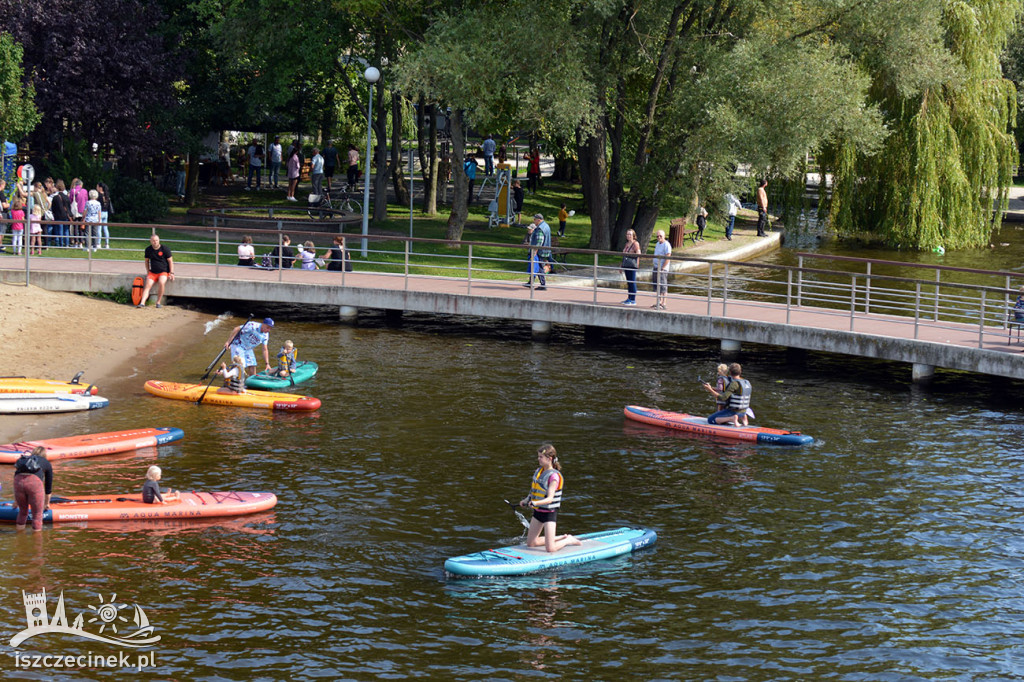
[518,444,582,553]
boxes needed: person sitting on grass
[142,465,180,505]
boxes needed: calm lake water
[0,290,1023,678]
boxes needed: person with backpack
[14,446,53,531]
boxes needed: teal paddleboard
[444,527,657,576]
[245,361,318,391]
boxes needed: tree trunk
[184,154,199,208]
[372,85,388,223]
[417,97,437,215]
[631,200,660,252]
[321,89,335,147]
[390,92,409,206]
[577,119,610,250]
[427,104,439,214]
[445,108,468,241]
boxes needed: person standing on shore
[724,192,742,241]
[482,134,496,176]
[755,179,769,237]
[225,318,274,376]
[322,141,338,191]
[310,147,325,199]
[137,234,174,308]
[346,145,360,191]
[286,145,301,201]
[268,136,283,189]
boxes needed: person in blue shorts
[225,317,274,376]
[518,444,582,553]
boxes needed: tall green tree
[0,34,40,144]
[825,0,1021,250]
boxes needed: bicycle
[306,189,360,220]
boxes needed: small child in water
[275,340,296,377]
[142,465,180,505]
[217,354,247,393]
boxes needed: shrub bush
[110,176,168,224]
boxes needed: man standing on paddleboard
[225,318,274,376]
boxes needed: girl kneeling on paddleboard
[519,444,582,553]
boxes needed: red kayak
[0,427,184,463]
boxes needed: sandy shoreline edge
[0,282,214,441]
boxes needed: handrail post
[404,240,410,290]
[1005,275,1011,331]
[978,290,986,348]
[786,269,792,324]
[215,229,220,278]
[914,282,921,339]
[865,262,871,315]
[722,263,729,316]
[593,252,599,304]
[933,270,940,321]
[850,275,857,331]
[467,244,473,293]
[278,233,283,282]
[797,255,804,307]
[87,224,93,272]
[706,262,713,316]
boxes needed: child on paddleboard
[518,444,582,553]
[274,340,296,377]
[142,465,179,505]
[217,355,247,393]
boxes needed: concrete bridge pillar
[532,320,552,342]
[912,363,935,384]
[720,337,745,352]
[338,306,358,323]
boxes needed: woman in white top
[237,235,255,266]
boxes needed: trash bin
[668,219,686,248]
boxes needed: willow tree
[0,34,39,144]
[826,0,1021,250]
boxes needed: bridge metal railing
[1,219,1022,349]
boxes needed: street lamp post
[361,66,380,258]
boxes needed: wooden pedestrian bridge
[1,220,1022,382]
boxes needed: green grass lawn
[142,178,728,279]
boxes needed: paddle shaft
[198,314,253,403]
[201,314,253,380]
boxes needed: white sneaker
[287,196,297,202]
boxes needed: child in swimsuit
[142,465,180,504]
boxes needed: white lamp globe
[364,67,380,84]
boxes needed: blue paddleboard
[444,527,657,576]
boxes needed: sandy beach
[0,282,212,440]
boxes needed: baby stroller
[307,190,335,220]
